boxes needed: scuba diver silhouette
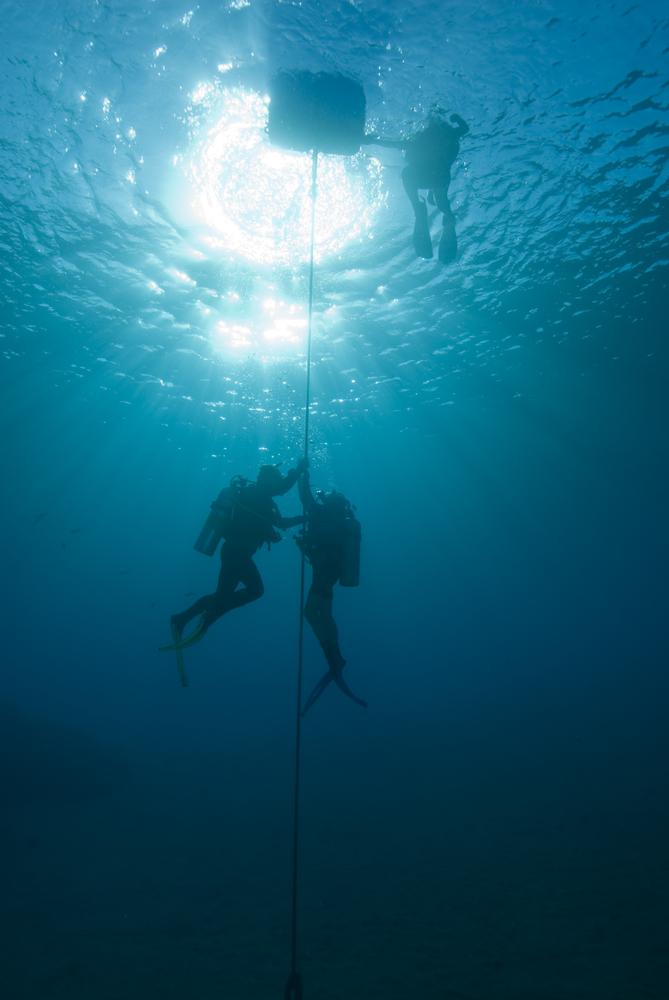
[362,112,469,262]
[296,470,367,715]
[160,459,308,667]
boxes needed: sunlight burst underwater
[185,87,384,267]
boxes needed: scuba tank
[193,486,235,556]
[339,516,361,587]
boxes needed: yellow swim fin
[171,620,188,688]
[159,616,209,654]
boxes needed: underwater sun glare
[186,88,383,266]
[212,296,308,353]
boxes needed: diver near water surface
[296,470,367,715]
[362,112,469,262]
[160,459,307,668]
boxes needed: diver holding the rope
[296,469,367,715]
[160,459,308,664]
[362,111,469,262]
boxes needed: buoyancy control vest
[404,121,461,172]
[297,506,361,588]
[193,477,280,556]
[193,486,236,556]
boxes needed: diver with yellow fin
[160,459,308,673]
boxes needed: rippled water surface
[3,0,667,426]
[1,2,668,999]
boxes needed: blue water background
[1,1,668,997]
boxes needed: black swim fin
[413,201,433,259]
[438,222,457,264]
[302,669,334,716]
[331,663,368,708]
[302,641,368,714]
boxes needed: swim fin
[159,615,209,652]
[302,651,368,715]
[171,619,188,688]
[438,221,457,263]
[301,669,334,716]
[331,663,368,708]
[413,201,433,259]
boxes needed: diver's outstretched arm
[274,456,310,496]
[279,514,305,530]
[361,135,406,149]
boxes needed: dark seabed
[1,1,667,998]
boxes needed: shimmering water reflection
[184,88,384,266]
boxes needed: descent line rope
[285,148,318,1000]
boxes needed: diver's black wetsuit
[400,117,468,201]
[298,476,346,658]
[297,474,367,713]
[174,470,300,635]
